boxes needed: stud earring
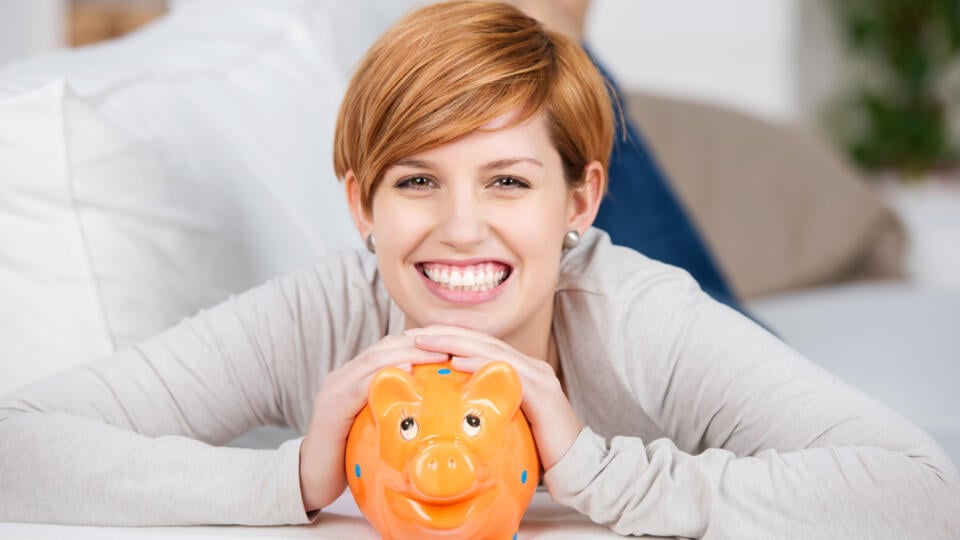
[365,234,376,254]
[562,230,581,250]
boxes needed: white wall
[586,0,809,122]
[0,0,66,66]
[0,0,838,124]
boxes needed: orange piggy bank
[345,360,540,539]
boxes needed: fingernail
[397,362,412,372]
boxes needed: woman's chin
[411,311,508,336]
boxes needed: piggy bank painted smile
[345,361,540,539]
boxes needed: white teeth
[421,263,509,291]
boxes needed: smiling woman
[1,0,959,537]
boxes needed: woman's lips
[416,261,512,304]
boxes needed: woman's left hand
[405,325,582,471]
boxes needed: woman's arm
[0,255,370,526]
[544,267,960,538]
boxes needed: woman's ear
[344,170,374,238]
[567,160,604,234]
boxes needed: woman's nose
[437,190,488,250]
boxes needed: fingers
[414,332,560,405]
[319,338,447,407]
[349,335,450,379]
[407,328,560,394]
[450,354,551,390]
[411,333,512,359]
[449,355,486,373]
[411,332,554,376]
[356,345,449,373]
[345,348,445,394]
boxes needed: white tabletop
[0,490,659,539]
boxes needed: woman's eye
[395,176,435,190]
[492,176,529,189]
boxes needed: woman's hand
[299,335,449,513]
[405,325,582,471]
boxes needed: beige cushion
[624,91,905,299]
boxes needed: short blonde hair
[333,0,614,212]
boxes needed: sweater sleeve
[543,267,960,538]
[0,255,372,526]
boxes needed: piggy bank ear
[462,361,522,418]
[368,367,422,422]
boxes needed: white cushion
[0,83,114,394]
[0,0,418,396]
[747,282,960,466]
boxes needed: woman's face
[347,110,600,343]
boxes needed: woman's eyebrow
[481,157,544,170]
[392,156,544,170]
[393,158,435,169]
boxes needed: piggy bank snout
[411,440,477,499]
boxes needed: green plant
[826,0,960,174]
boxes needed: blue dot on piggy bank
[354,464,361,478]
[437,368,451,375]
[521,469,527,484]
[513,533,518,540]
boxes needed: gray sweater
[1,228,958,538]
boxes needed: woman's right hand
[298,335,449,513]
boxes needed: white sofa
[1,3,957,534]
[0,0,401,395]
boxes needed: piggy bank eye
[399,417,419,441]
[462,414,481,436]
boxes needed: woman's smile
[415,260,513,305]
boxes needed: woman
[1,1,958,537]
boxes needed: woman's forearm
[0,271,321,525]
[544,426,960,538]
[600,262,960,537]
[0,408,310,525]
